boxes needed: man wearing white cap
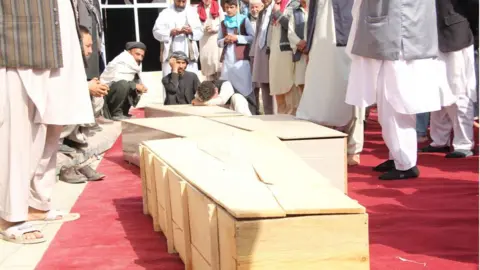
[153,0,203,76]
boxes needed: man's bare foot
[27,208,80,224]
[28,207,61,221]
[417,136,429,143]
[0,219,43,242]
[348,154,360,166]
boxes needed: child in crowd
[217,0,256,106]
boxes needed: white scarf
[257,2,274,49]
[100,51,142,86]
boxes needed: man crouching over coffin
[192,80,257,115]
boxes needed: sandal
[29,209,80,225]
[0,222,45,244]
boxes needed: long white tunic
[269,13,295,95]
[153,5,203,76]
[199,6,225,77]
[345,0,456,114]
[218,19,255,96]
[296,0,353,127]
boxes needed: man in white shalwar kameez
[198,0,225,80]
[346,0,456,180]
[296,0,365,165]
[0,0,93,243]
[421,0,477,158]
[268,0,301,115]
[153,0,203,76]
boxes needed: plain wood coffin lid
[209,114,347,140]
[142,132,365,219]
[122,116,246,137]
[145,104,243,117]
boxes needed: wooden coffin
[122,116,246,166]
[209,114,348,193]
[140,132,369,270]
[144,104,244,118]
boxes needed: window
[101,0,172,71]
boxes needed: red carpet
[37,112,478,270]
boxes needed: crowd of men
[0,0,478,244]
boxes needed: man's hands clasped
[136,84,148,94]
[224,34,238,44]
[88,78,109,97]
[170,25,193,37]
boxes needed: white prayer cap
[249,0,262,5]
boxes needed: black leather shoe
[446,150,473,158]
[373,160,395,172]
[420,145,450,153]
[379,166,420,180]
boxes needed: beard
[174,5,185,11]
[250,12,259,18]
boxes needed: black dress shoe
[446,150,473,158]
[420,145,450,153]
[379,166,420,180]
[373,160,395,172]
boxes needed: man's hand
[136,84,148,93]
[192,98,206,106]
[88,78,109,97]
[296,40,307,52]
[205,25,212,32]
[224,34,237,44]
[229,34,238,43]
[169,57,180,73]
[170,28,182,37]
[224,35,231,44]
[182,25,192,35]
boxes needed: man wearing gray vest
[345,0,454,180]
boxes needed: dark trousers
[103,80,139,119]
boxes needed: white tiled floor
[0,161,100,270]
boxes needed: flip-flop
[29,210,80,225]
[0,222,45,244]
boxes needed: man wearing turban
[100,42,149,120]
